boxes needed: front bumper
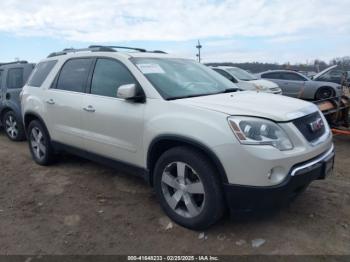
[223,146,335,213]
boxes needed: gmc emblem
[309,118,324,133]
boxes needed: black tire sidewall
[27,120,53,166]
[154,146,224,230]
[315,87,333,100]
[3,111,25,141]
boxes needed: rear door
[280,72,307,98]
[261,72,286,91]
[81,57,145,165]
[44,58,94,149]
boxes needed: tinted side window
[28,60,57,87]
[56,59,93,92]
[261,72,281,79]
[213,69,236,82]
[7,68,24,89]
[90,59,136,98]
[282,72,305,81]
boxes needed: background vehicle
[312,65,350,87]
[211,66,282,94]
[0,61,35,141]
[22,46,334,229]
[257,70,342,100]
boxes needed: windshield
[131,58,237,100]
[226,67,257,81]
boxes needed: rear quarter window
[28,60,57,87]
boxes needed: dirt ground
[0,130,349,255]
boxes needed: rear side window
[282,72,306,81]
[7,68,24,89]
[56,58,93,93]
[261,72,282,79]
[28,60,57,87]
[90,58,136,98]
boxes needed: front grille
[293,111,326,142]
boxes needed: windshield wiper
[222,87,240,93]
[167,88,239,100]
[167,94,212,100]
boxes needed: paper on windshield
[137,63,165,74]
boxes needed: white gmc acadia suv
[21,46,334,229]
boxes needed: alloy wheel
[161,162,205,218]
[5,115,18,139]
[30,127,46,161]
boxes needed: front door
[81,58,145,165]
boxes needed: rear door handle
[83,105,96,113]
[46,99,55,105]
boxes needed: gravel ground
[0,131,349,255]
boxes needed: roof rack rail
[0,61,28,66]
[47,46,116,58]
[89,45,147,52]
[47,45,168,58]
[89,45,167,54]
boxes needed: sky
[0,0,349,64]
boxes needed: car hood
[249,79,278,88]
[174,91,318,122]
[313,65,338,80]
[236,80,280,92]
[248,79,279,89]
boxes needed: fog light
[267,167,287,184]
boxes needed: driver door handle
[83,105,96,113]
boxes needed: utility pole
[196,40,202,63]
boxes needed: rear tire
[154,146,225,230]
[315,87,334,100]
[2,111,26,141]
[27,120,55,166]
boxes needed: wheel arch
[23,112,51,138]
[315,86,336,99]
[0,105,19,123]
[147,135,228,186]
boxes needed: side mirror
[117,84,145,102]
[117,84,137,99]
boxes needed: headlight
[228,116,293,151]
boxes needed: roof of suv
[0,61,32,68]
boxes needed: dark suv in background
[0,61,35,141]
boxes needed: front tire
[2,111,26,141]
[27,120,55,166]
[154,146,225,230]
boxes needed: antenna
[196,40,202,63]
